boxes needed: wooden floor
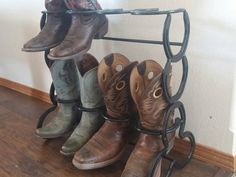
[0,85,233,177]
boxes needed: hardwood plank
[1,79,236,172]
[174,137,235,172]
[213,169,233,177]
[0,86,234,177]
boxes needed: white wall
[0,0,236,155]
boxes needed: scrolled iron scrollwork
[148,102,195,177]
[163,11,190,62]
[162,56,189,104]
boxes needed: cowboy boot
[60,54,105,156]
[35,59,80,138]
[23,0,71,52]
[48,0,108,60]
[72,53,137,169]
[121,60,175,177]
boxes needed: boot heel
[94,21,108,39]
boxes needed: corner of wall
[230,63,236,156]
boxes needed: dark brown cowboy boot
[22,0,71,52]
[48,0,108,60]
[121,60,175,177]
[72,53,137,170]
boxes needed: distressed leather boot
[72,53,137,169]
[22,0,71,52]
[35,59,80,138]
[48,0,108,60]
[60,54,105,156]
[121,60,175,177]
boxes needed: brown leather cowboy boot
[48,0,108,60]
[22,0,71,52]
[72,53,137,170]
[121,60,175,177]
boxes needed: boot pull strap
[102,113,130,123]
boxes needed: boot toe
[73,148,95,164]
[48,48,71,60]
[61,141,79,156]
[121,170,140,177]
[22,38,55,52]
[22,40,41,51]
[35,127,64,139]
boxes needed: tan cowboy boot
[72,53,137,170]
[60,54,105,156]
[121,60,175,177]
[23,0,71,52]
[48,0,108,60]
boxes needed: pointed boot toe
[60,140,78,156]
[72,148,96,169]
[48,45,76,60]
[22,37,50,52]
[35,127,61,139]
[22,0,71,52]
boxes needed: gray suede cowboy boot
[60,54,105,156]
[35,59,80,138]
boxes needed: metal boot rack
[37,7,196,177]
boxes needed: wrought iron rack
[38,7,196,177]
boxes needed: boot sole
[22,42,61,52]
[72,148,125,170]
[34,132,66,139]
[60,149,76,156]
[47,21,108,61]
[34,129,73,139]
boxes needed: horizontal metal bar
[99,37,183,46]
[67,8,186,15]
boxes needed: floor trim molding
[174,138,235,172]
[0,77,235,172]
[0,78,51,103]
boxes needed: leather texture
[35,59,81,138]
[22,0,71,52]
[72,53,137,170]
[61,54,105,156]
[64,0,101,10]
[121,60,174,177]
[48,12,108,60]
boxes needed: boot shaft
[130,60,171,130]
[75,54,104,108]
[98,53,137,118]
[64,0,101,10]
[50,60,80,101]
[45,0,68,11]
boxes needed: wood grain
[0,81,236,177]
